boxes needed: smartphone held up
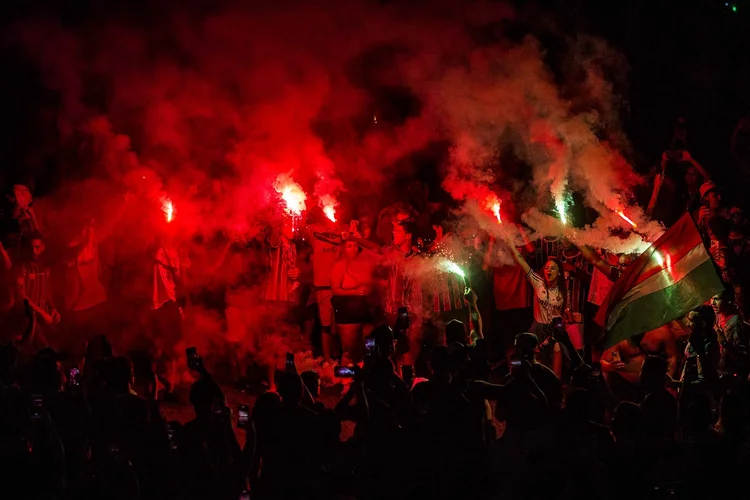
[238,404,250,429]
[334,366,357,378]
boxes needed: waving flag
[595,213,723,348]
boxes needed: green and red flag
[595,213,724,348]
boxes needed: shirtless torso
[603,324,681,384]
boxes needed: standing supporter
[61,221,108,357]
[488,227,535,364]
[8,183,42,252]
[211,224,266,389]
[501,231,565,378]
[383,220,423,366]
[424,216,467,328]
[349,218,424,366]
[305,213,342,361]
[711,288,749,379]
[14,233,59,351]
[259,218,300,390]
[150,232,184,400]
[331,238,376,363]
[295,240,318,353]
[696,181,740,237]
[559,239,594,357]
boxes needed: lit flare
[616,210,637,229]
[491,201,502,224]
[161,197,174,223]
[440,259,465,278]
[555,197,567,225]
[274,174,307,216]
[319,194,338,223]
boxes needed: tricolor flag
[595,213,724,348]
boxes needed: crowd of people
[2,129,750,499]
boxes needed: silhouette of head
[277,371,304,407]
[300,370,320,400]
[103,357,134,394]
[189,377,225,420]
[639,355,668,394]
[445,319,468,345]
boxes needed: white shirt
[526,270,563,325]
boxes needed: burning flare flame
[616,210,637,229]
[555,197,567,225]
[319,194,338,223]
[491,201,502,224]
[161,197,174,223]
[274,174,307,216]
[484,195,502,224]
[440,259,465,278]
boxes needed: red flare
[274,174,307,216]
[323,205,336,223]
[161,197,174,223]
[483,195,502,224]
[491,201,502,224]
[319,194,338,223]
[616,210,637,228]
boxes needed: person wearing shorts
[331,239,377,363]
[306,217,342,360]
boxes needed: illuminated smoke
[440,259,466,278]
[319,194,338,223]
[9,0,653,361]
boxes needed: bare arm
[517,226,536,254]
[647,160,666,217]
[683,151,710,181]
[17,277,53,324]
[347,235,381,253]
[0,241,10,271]
[579,246,616,277]
[660,325,681,378]
[500,234,531,276]
[16,299,36,344]
[465,290,483,342]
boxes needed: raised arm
[500,233,532,276]
[579,245,616,278]
[682,151,710,182]
[659,325,681,379]
[465,289,483,343]
[346,235,381,253]
[0,241,11,271]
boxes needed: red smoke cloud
[10,0,650,361]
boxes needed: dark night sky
[0,0,748,199]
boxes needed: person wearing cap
[698,181,728,232]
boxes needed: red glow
[274,174,307,216]
[616,210,637,228]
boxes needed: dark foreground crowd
[2,298,750,500]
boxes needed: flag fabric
[595,213,724,348]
